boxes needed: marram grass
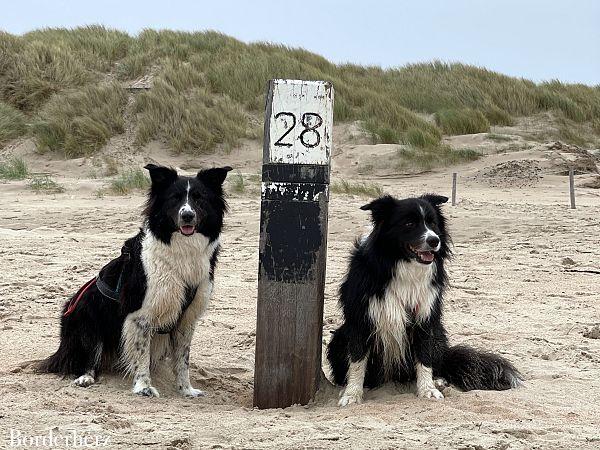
[1,28,599,158]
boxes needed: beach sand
[1,127,599,449]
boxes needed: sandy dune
[1,130,600,449]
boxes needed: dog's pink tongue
[180,225,195,236]
[420,251,434,262]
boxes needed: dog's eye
[404,222,414,227]
[171,192,184,201]
[191,192,202,201]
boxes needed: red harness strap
[63,277,97,317]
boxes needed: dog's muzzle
[178,207,197,236]
[408,232,441,264]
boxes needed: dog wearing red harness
[38,164,232,398]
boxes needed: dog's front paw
[180,387,206,398]
[417,387,444,400]
[434,378,449,391]
[133,385,160,398]
[73,374,95,388]
[338,388,363,407]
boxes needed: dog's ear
[144,164,178,187]
[360,195,396,223]
[421,194,448,206]
[197,166,233,190]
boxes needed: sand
[1,127,600,449]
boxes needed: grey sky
[1,0,598,85]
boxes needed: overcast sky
[1,0,598,85]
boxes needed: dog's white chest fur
[368,261,437,368]
[140,230,217,328]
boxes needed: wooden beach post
[452,172,457,206]
[254,80,334,409]
[569,167,576,209]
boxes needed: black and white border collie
[327,194,522,406]
[39,164,232,398]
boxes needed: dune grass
[1,28,600,161]
[0,32,93,111]
[395,146,480,173]
[32,83,127,157]
[109,169,151,195]
[229,171,246,194]
[0,102,27,144]
[487,133,514,142]
[0,157,28,180]
[331,179,383,197]
[133,63,250,153]
[227,171,261,195]
[1,157,67,194]
[402,127,441,148]
[28,174,65,193]
[483,105,515,126]
[435,108,490,135]
[556,121,589,147]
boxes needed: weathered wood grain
[254,79,333,408]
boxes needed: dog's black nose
[426,235,440,248]
[181,210,196,223]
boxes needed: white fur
[179,204,194,215]
[140,229,216,329]
[419,204,441,251]
[359,225,374,246]
[121,228,218,397]
[416,362,444,400]
[339,357,368,407]
[179,181,194,216]
[367,260,437,376]
[423,229,441,251]
[73,372,95,387]
[434,377,449,390]
[73,344,102,388]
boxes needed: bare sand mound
[544,141,600,176]
[475,159,543,188]
[581,175,600,189]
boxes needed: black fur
[38,165,231,380]
[327,194,522,392]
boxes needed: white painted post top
[267,79,333,165]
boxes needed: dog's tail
[437,345,523,391]
[36,313,90,376]
[36,336,86,375]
